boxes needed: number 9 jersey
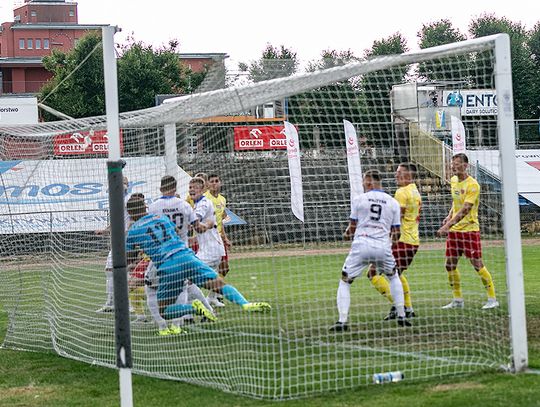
[350,189,401,244]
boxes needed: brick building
[0,1,228,95]
[0,0,104,94]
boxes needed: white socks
[337,280,351,323]
[105,270,114,306]
[145,285,167,330]
[389,273,405,318]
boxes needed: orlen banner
[234,125,286,150]
[53,129,123,155]
[0,157,188,234]
[443,90,497,116]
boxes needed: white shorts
[144,261,158,288]
[196,253,220,270]
[342,239,396,280]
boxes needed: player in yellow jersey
[205,174,231,307]
[368,163,421,320]
[437,153,498,310]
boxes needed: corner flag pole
[102,25,134,407]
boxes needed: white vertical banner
[343,120,364,204]
[284,121,304,222]
[451,115,467,154]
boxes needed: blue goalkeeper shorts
[156,250,218,302]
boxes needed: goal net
[0,34,526,400]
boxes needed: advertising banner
[343,120,364,204]
[0,97,38,125]
[53,129,123,155]
[443,90,497,116]
[233,125,286,150]
[283,121,304,222]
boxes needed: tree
[526,22,540,120]
[417,20,469,83]
[40,32,105,119]
[39,34,206,119]
[116,39,201,112]
[359,33,409,146]
[287,49,363,149]
[469,14,539,119]
[305,49,358,72]
[239,44,299,82]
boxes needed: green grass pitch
[1,242,539,405]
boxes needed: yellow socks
[477,266,496,298]
[129,286,146,316]
[400,274,412,309]
[370,274,393,303]
[447,268,462,299]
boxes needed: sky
[1,0,539,66]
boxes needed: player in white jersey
[145,175,215,335]
[148,175,196,242]
[329,170,411,331]
[96,175,131,313]
[189,177,226,269]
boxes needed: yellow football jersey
[394,183,421,246]
[186,194,194,208]
[450,175,480,232]
[204,191,227,234]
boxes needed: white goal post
[0,33,527,400]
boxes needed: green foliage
[469,14,540,119]
[417,20,469,83]
[1,244,539,405]
[117,39,201,112]
[360,33,409,145]
[40,33,105,120]
[39,35,207,119]
[288,49,362,143]
[240,44,299,82]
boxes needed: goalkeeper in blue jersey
[125,195,271,320]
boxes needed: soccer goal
[0,33,526,400]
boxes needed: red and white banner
[233,125,286,150]
[284,121,304,222]
[53,130,123,155]
[343,120,364,204]
[450,116,467,154]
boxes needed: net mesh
[0,37,515,399]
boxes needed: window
[30,10,37,17]
[27,39,33,49]
[19,39,25,49]
[36,39,41,49]
[43,39,50,49]
[69,10,75,16]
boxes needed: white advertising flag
[451,115,467,154]
[283,121,304,222]
[343,120,364,203]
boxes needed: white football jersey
[148,196,196,242]
[193,195,225,265]
[350,189,401,244]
